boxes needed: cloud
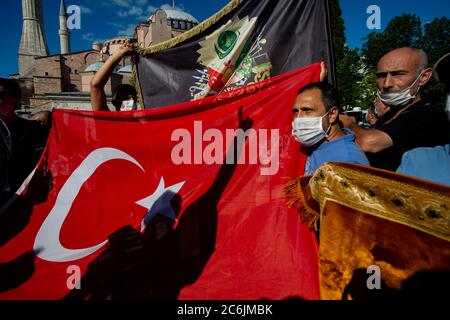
[96,1,192,33]
[82,32,105,43]
[117,5,145,18]
[103,1,189,19]
[107,22,125,28]
[129,6,143,16]
[137,5,158,20]
[147,5,158,15]
[161,3,188,12]
[109,0,148,8]
[112,0,134,7]
[115,3,160,21]
[79,5,93,14]
[82,32,94,41]
[117,24,137,37]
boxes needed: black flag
[135,0,334,108]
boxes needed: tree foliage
[361,14,423,69]
[330,2,449,109]
[329,0,369,109]
[421,17,450,105]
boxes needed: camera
[342,108,371,127]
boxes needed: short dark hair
[112,84,137,100]
[298,82,340,112]
[0,77,21,100]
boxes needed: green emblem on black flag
[136,0,334,109]
[215,31,239,59]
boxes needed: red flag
[0,63,321,300]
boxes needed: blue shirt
[396,144,450,186]
[305,129,370,175]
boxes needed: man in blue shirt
[292,82,369,175]
[396,145,450,185]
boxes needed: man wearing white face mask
[340,47,450,171]
[292,82,369,175]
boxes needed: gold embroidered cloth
[286,162,450,300]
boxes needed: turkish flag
[0,63,321,300]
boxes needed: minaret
[59,0,71,54]
[18,0,49,77]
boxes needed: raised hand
[320,61,328,82]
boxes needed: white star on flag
[136,177,185,232]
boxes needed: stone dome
[149,7,199,31]
[163,8,198,23]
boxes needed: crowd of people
[292,48,450,185]
[1,45,449,208]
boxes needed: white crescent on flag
[34,148,145,262]
[34,147,185,263]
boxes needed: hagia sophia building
[13,0,199,111]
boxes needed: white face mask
[120,99,137,111]
[291,110,331,147]
[377,70,424,107]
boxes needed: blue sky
[1,0,449,77]
[341,0,450,48]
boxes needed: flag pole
[324,0,337,86]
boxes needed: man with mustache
[340,47,450,171]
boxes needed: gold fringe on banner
[130,0,245,109]
[130,55,144,110]
[284,176,321,231]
